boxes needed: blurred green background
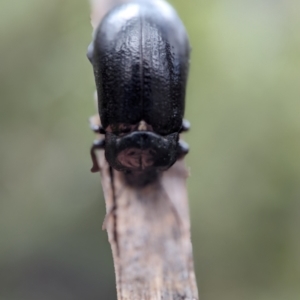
[1,0,300,299]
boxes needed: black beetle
[88,0,191,182]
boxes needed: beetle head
[104,131,179,173]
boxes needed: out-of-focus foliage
[0,0,299,299]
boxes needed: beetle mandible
[88,0,191,184]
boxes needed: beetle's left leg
[177,140,189,159]
[89,117,105,134]
[180,119,191,133]
[90,139,105,172]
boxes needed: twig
[89,1,199,299]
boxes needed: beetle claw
[90,139,105,172]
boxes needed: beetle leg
[90,139,105,172]
[89,117,105,134]
[180,119,191,133]
[177,140,189,159]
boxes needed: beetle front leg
[90,139,105,172]
[177,140,189,159]
[180,119,191,133]
[89,117,106,134]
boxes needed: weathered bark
[89,1,199,299]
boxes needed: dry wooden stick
[89,1,199,299]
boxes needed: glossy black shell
[90,0,190,135]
